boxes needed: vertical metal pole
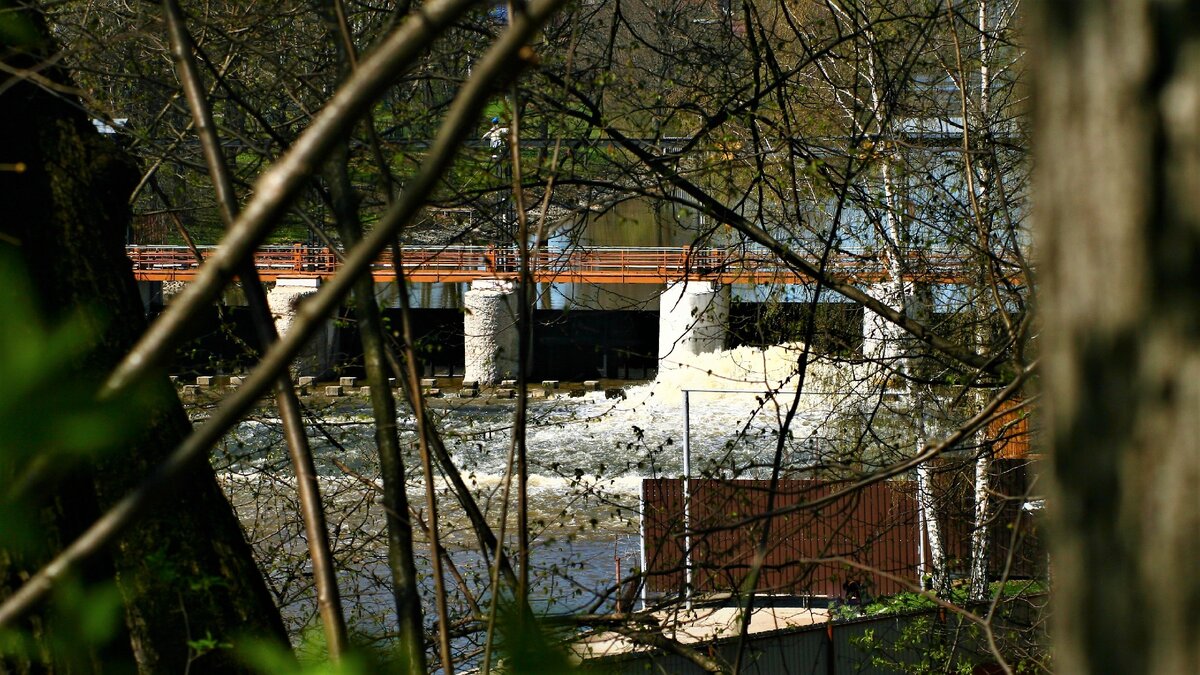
[614,549,623,613]
[639,479,649,610]
[683,389,692,608]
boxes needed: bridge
[126,244,977,285]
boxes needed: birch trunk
[968,0,994,601]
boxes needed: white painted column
[268,277,336,378]
[862,282,933,364]
[657,281,729,370]
[862,282,906,363]
[463,279,518,385]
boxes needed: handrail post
[683,389,693,608]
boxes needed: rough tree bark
[1036,2,1200,673]
[0,6,288,672]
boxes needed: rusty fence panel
[642,469,1041,600]
[643,479,924,598]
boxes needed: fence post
[683,389,693,608]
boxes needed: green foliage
[0,5,41,49]
[0,263,129,466]
[0,250,142,554]
[491,604,579,675]
[0,576,126,669]
[240,626,410,674]
[836,581,1047,621]
[188,630,233,660]
[0,252,160,668]
[841,582,1050,674]
[853,615,978,675]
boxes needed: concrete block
[195,376,215,388]
[420,378,438,387]
[529,388,547,399]
[180,385,199,398]
[325,385,344,397]
[495,388,515,399]
[359,386,372,396]
[583,380,601,391]
[229,376,245,387]
[169,375,179,384]
[541,380,560,390]
[424,388,442,397]
[500,379,517,387]
[339,376,357,388]
[459,388,478,398]
[298,376,316,387]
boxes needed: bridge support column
[658,280,729,370]
[862,282,932,364]
[463,279,519,385]
[268,277,336,378]
[374,281,401,309]
[463,277,520,384]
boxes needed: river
[209,342,864,652]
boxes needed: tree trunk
[0,7,288,672]
[1035,2,1200,672]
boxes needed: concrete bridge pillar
[657,280,729,370]
[862,282,932,363]
[463,279,519,385]
[268,277,336,378]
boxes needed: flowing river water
[208,343,875,651]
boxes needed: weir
[136,277,870,381]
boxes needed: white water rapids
[212,343,875,638]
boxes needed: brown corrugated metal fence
[642,460,1041,598]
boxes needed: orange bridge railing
[126,244,983,285]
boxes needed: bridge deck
[126,244,982,285]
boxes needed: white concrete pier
[463,279,519,385]
[657,280,729,370]
[862,282,932,363]
[267,277,336,377]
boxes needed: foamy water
[213,343,878,636]
[218,343,873,519]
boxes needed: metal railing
[125,244,993,284]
